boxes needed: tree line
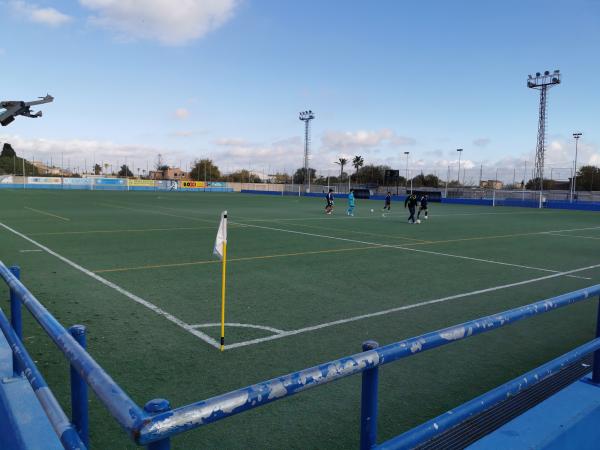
[3,143,600,190]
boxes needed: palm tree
[335,157,348,183]
[352,155,364,184]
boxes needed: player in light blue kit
[347,189,355,216]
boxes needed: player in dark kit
[383,192,392,211]
[325,189,334,214]
[417,194,429,220]
[404,192,418,223]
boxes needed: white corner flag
[214,211,228,351]
[213,211,228,260]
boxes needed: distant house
[480,180,504,190]
[149,167,187,180]
[31,161,65,176]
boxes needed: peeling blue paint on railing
[0,262,146,442]
[375,337,600,449]
[2,257,600,449]
[0,307,86,450]
[137,283,600,445]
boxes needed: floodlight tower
[527,70,561,206]
[299,110,315,192]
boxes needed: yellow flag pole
[220,240,227,352]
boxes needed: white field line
[19,249,42,253]
[546,233,600,241]
[235,210,561,223]
[0,222,220,350]
[542,226,600,233]
[232,221,593,280]
[226,263,600,350]
[24,206,70,221]
[191,323,286,334]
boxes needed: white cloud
[215,137,249,146]
[174,108,190,119]
[10,1,72,27]
[214,136,302,171]
[321,129,415,151]
[79,0,238,45]
[0,134,188,169]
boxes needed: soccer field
[1,189,599,448]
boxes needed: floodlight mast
[299,110,315,193]
[571,132,582,202]
[527,70,561,208]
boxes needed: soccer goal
[491,189,544,208]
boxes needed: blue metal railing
[2,259,600,449]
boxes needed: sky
[1,0,599,180]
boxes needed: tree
[189,159,221,181]
[293,167,317,185]
[118,165,133,177]
[1,143,16,158]
[575,165,600,191]
[93,163,102,175]
[271,172,291,183]
[155,153,164,170]
[352,155,364,183]
[412,172,440,188]
[335,158,348,183]
[228,169,261,183]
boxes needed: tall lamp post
[571,132,582,202]
[404,151,410,191]
[299,110,315,193]
[456,148,463,185]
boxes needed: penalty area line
[226,262,600,350]
[0,221,220,350]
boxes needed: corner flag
[214,211,228,260]
[214,211,228,351]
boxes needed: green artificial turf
[0,189,599,449]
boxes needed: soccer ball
[416,219,421,224]
[370,209,374,213]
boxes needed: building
[149,167,187,180]
[479,180,504,190]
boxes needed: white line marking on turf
[19,249,43,253]
[24,206,70,221]
[546,232,600,241]
[0,221,220,350]
[191,323,286,334]
[232,221,592,280]
[225,263,600,350]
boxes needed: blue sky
[1,0,599,179]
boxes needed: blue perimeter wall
[240,189,600,211]
[0,184,233,193]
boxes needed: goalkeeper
[325,189,334,214]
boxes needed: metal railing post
[593,297,600,384]
[360,340,380,450]
[145,399,171,450]
[69,325,89,448]
[9,265,22,374]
